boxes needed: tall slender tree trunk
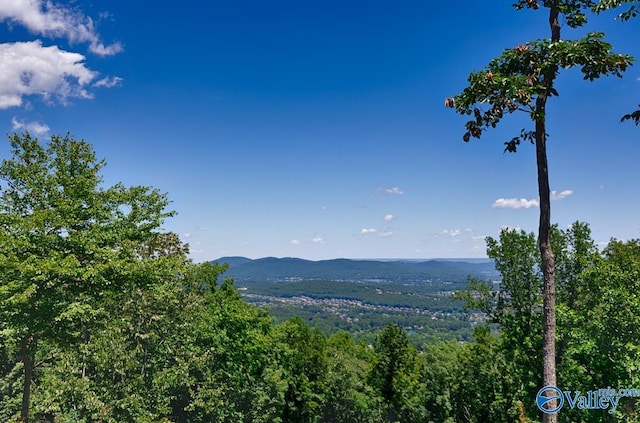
[537,5,560,423]
[20,337,33,423]
[536,109,557,423]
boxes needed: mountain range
[213,256,498,285]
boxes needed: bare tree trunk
[20,337,33,423]
[536,109,557,423]
[536,6,560,423]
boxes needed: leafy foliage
[594,0,640,20]
[0,133,186,422]
[447,33,633,151]
[621,105,640,125]
[458,223,640,422]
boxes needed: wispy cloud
[384,214,394,222]
[11,117,49,135]
[93,76,123,88]
[492,198,539,209]
[361,227,393,238]
[441,229,462,237]
[0,0,123,56]
[312,236,324,244]
[492,189,573,209]
[290,239,301,246]
[550,189,573,201]
[377,187,404,196]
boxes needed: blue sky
[1,1,639,261]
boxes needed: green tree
[270,318,328,423]
[415,341,466,423]
[558,238,640,422]
[0,133,180,422]
[176,273,280,423]
[446,3,633,421]
[457,228,544,421]
[369,324,416,422]
[458,222,640,421]
[322,331,382,423]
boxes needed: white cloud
[472,235,486,241]
[93,76,122,88]
[183,232,191,238]
[0,0,123,56]
[492,197,539,209]
[385,187,404,195]
[377,187,404,196]
[441,229,462,237]
[11,116,49,135]
[361,227,393,238]
[384,214,394,222]
[290,239,301,246]
[0,41,98,109]
[550,189,573,201]
[493,189,573,209]
[312,236,324,244]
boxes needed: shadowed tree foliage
[369,324,417,422]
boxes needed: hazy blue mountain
[212,256,497,284]
[215,256,254,268]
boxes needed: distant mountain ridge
[212,256,498,284]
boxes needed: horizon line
[209,256,491,262]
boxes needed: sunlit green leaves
[0,132,187,421]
